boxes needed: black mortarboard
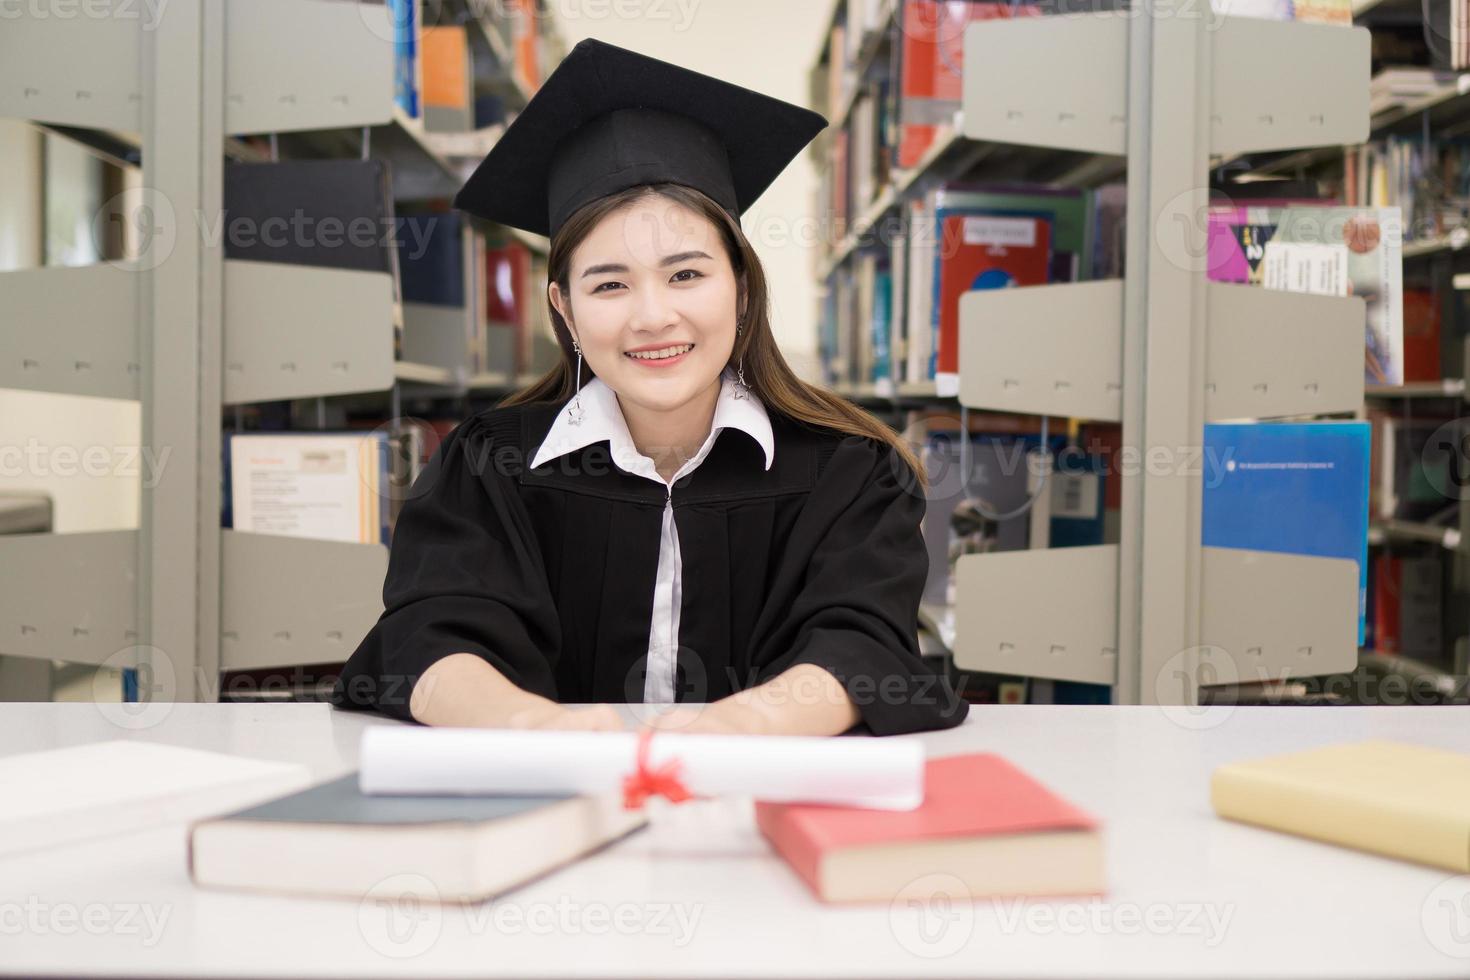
[451,39,827,239]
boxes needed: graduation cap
[451,39,827,239]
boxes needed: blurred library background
[0,0,1466,709]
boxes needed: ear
[548,281,576,341]
[737,271,749,322]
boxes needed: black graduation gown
[329,401,969,736]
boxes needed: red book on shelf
[897,1,1040,169]
[1402,288,1442,382]
[756,753,1104,904]
[934,212,1051,379]
[484,240,532,374]
[1374,552,1402,654]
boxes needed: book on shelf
[1402,287,1443,382]
[484,233,536,377]
[224,431,394,546]
[1091,182,1128,280]
[222,158,404,358]
[397,208,471,308]
[1208,0,1351,24]
[509,0,542,94]
[1206,195,1334,287]
[896,1,1041,169]
[1273,206,1405,386]
[932,212,1052,387]
[820,0,889,106]
[1371,412,1465,521]
[757,753,1105,904]
[189,774,647,903]
[1343,135,1470,259]
[420,24,473,133]
[1201,421,1372,644]
[1207,204,1405,386]
[908,184,1093,389]
[389,0,421,118]
[1371,552,1445,659]
[1211,740,1470,873]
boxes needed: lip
[624,343,694,368]
[625,341,696,353]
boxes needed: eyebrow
[580,251,714,279]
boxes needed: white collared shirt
[528,365,774,701]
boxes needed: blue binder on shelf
[1201,421,1372,645]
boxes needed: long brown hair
[498,183,926,491]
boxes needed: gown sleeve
[755,434,969,737]
[330,412,560,722]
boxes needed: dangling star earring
[733,316,751,400]
[567,339,586,426]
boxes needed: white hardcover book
[0,741,311,858]
[230,432,388,544]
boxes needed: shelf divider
[225,0,395,135]
[223,260,396,405]
[0,531,139,668]
[1209,18,1370,155]
[953,545,1120,685]
[1205,284,1365,421]
[961,14,1128,155]
[957,280,1124,421]
[220,530,387,672]
[1199,547,1360,682]
[1,265,142,401]
[0,12,140,131]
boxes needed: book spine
[753,803,828,901]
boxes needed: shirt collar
[529,365,774,483]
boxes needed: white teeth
[626,344,693,360]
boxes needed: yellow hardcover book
[1211,740,1470,873]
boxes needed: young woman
[330,39,968,737]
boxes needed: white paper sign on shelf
[358,727,927,811]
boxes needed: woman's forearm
[409,652,559,728]
[716,662,861,736]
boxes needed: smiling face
[548,193,743,415]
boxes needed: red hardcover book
[485,241,532,373]
[897,1,1040,169]
[1374,553,1402,654]
[756,753,1104,904]
[935,212,1051,378]
[1402,288,1442,382]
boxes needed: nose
[627,281,679,334]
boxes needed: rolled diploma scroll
[358,727,926,811]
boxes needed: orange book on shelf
[511,0,540,94]
[421,25,470,112]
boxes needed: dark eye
[591,281,624,293]
[671,269,703,283]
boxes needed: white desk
[1,702,1468,978]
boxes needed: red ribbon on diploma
[622,728,693,809]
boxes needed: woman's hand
[637,664,859,737]
[504,702,626,732]
[638,701,771,736]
